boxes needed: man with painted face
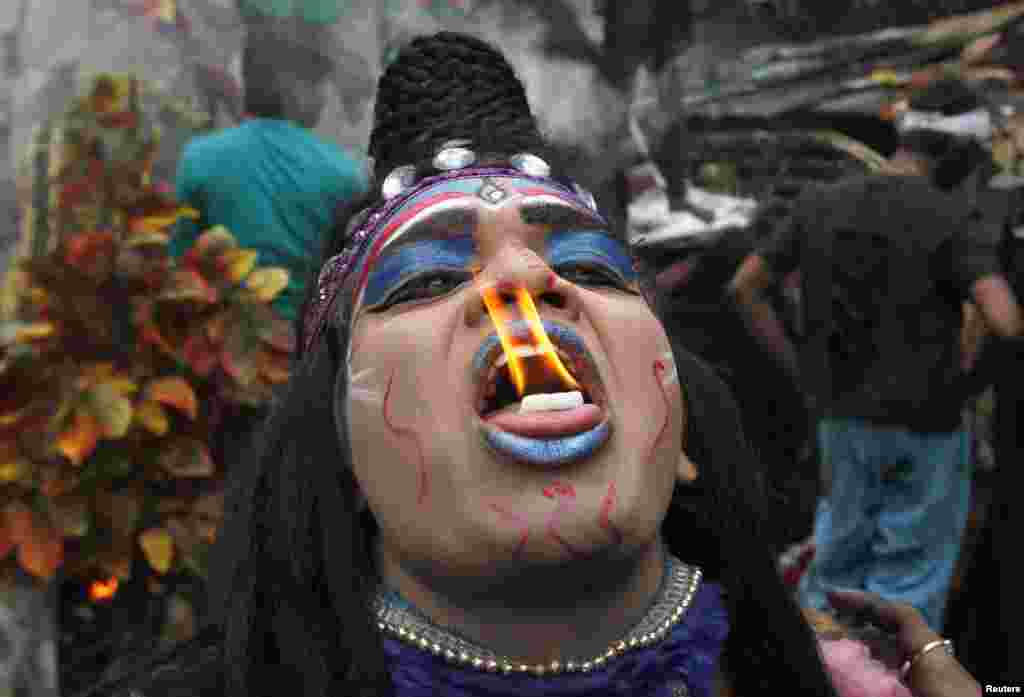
[89,32,981,697]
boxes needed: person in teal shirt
[171,25,367,322]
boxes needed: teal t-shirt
[235,0,342,23]
[171,119,366,321]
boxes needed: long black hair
[90,32,837,697]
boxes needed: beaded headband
[303,147,601,354]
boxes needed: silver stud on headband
[573,184,598,212]
[381,165,419,200]
[433,142,478,171]
[510,153,551,178]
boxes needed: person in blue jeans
[727,141,1022,630]
[171,24,367,323]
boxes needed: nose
[463,243,582,328]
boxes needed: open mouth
[471,320,612,468]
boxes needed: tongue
[484,403,603,438]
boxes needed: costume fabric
[171,117,366,321]
[381,582,728,697]
[760,175,1000,630]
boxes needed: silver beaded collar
[373,556,702,678]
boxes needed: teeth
[519,391,584,414]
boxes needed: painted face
[342,176,685,581]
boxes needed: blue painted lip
[472,319,611,467]
[481,419,612,468]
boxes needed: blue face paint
[362,236,477,309]
[547,231,637,285]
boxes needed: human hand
[827,590,981,697]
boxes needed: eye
[557,263,625,288]
[373,271,470,310]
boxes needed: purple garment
[382,582,729,697]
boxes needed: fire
[88,577,119,602]
[480,286,580,397]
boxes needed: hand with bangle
[827,590,982,697]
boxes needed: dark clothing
[650,226,815,548]
[759,175,1001,433]
[950,186,1024,680]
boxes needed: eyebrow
[519,203,606,230]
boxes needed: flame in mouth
[480,286,580,397]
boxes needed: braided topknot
[368,32,548,180]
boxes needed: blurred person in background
[727,129,1023,631]
[170,23,366,323]
[170,22,366,471]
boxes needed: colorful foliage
[0,74,292,589]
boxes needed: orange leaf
[139,527,175,574]
[160,269,218,303]
[140,324,177,355]
[56,409,101,466]
[64,230,115,269]
[0,503,32,558]
[16,519,63,580]
[257,350,291,384]
[219,249,259,284]
[134,399,170,436]
[145,377,198,420]
[205,313,229,344]
[244,268,289,302]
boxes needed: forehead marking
[478,178,511,205]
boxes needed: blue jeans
[798,418,971,630]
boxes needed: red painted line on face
[547,273,558,291]
[599,481,624,546]
[543,481,576,499]
[644,360,672,467]
[544,489,586,559]
[489,502,530,556]
[382,371,430,505]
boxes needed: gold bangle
[899,639,954,682]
